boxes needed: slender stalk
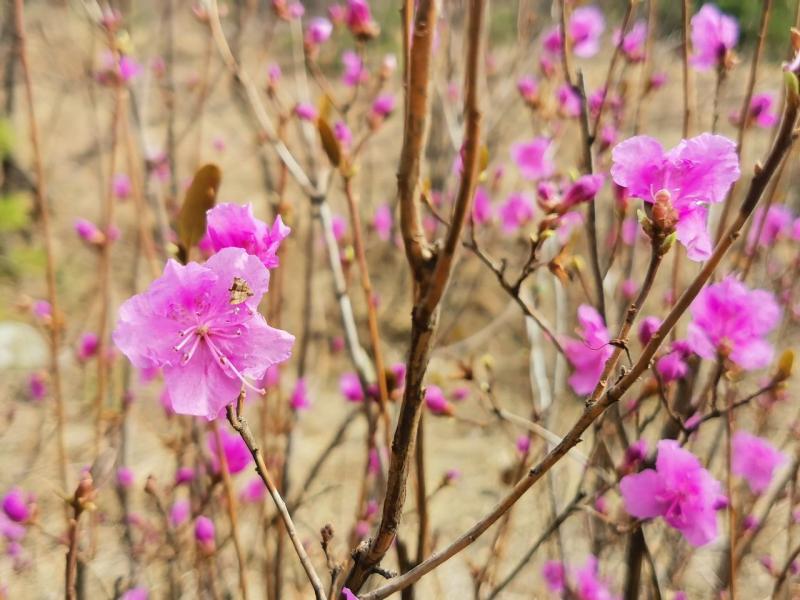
[13,0,68,494]
[725,385,737,600]
[226,402,327,600]
[210,419,249,600]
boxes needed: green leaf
[0,193,31,232]
[176,164,221,263]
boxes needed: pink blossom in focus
[113,173,132,199]
[611,133,740,261]
[510,137,554,181]
[690,4,738,71]
[206,203,290,270]
[291,377,311,411]
[499,193,535,234]
[620,439,725,546]
[340,372,364,403]
[208,428,252,475]
[563,305,613,395]
[113,248,295,420]
[687,276,780,370]
[732,431,787,493]
[557,84,581,117]
[373,204,392,241]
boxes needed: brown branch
[355,71,800,600]
[226,402,327,600]
[13,0,68,494]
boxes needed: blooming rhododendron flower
[690,4,738,71]
[563,305,613,395]
[610,133,740,260]
[113,248,294,420]
[620,440,725,546]
[206,203,290,270]
[208,428,251,475]
[686,276,780,370]
[510,137,554,181]
[732,431,787,493]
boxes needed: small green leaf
[176,164,221,262]
[0,193,32,232]
[784,71,800,105]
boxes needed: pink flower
[175,466,195,485]
[371,94,395,118]
[649,72,667,90]
[510,137,554,181]
[690,4,738,71]
[295,102,318,121]
[472,186,492,225]
[425,385,452,416]
[340,372,364,402]
[515,435,531,454]
[637,317,661,346]
[342,588,359,600]
[332,215,348,241]
[542,560,565,592]
[119,56,142,82]
[613,20,647,62]
[517,75,538,103]
[32,300,51,321]
[77,332,99,362]
[568,6,605,58]
[557,84,581,117]
[748,92,778,129]
[113,248,294,420]
[542,27,563,56]
[610,133,740,261]
[732,431,787,493]
[562,174,604,209]
[373,204,392,241]
[747,204,792,250]
[121,588,148,600]
[2,489,29,523]
[499,193,535,234]
[341,50,366,87]
[291,377,310,411]
[305,17,332,46]
[656,341,691,383]
[563,305,613,395]
[113,173,132,199]
[74,218,104,245]
[28,372,47,401]
[334,121,353,149]
[194,516,215,550]
[206,203,290,270]
[556,210,584,243]
[116,467,134,488]
[620,439,725,546]
[240,477,267,503]
[267,63,282,87]
[687,276,779,370]
[345,0,378,39]
[208,428,251,475]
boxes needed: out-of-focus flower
[732,92,778,129]
[345,0,379,40]
[556,84,581,118]
[747,204,793,250]
[77,332,100,362]
[472,186,492,225]
[208,428,251,475]
[113,248,294,420]
[113,173,132,200]
[732,431,787,493]
[542,560,565,593]
[74,218,105,245]
[370,94,395,119]
[425,385,452,416]
[561,174,604,210]
[2,489,30,523]
[515,435,531,455]
[687,276,780,370]
[690,3,738,71]
[340,372,364,403]
[614,20,647,62]
[620,439,725,546]
[510,137,554,181]
[121,588,148,600]
[334,121,353,149]
[341,50,367,87]
[240,477,267,503]
[206,203,290,270]
[563,305,613,395]
[175,467,195,486]
[291,377,310,411]
[294,102,318,121]
[116,467,134,489]
[373,204,393,241]
[499,193,535,234]
[611,133,740,261]
[638,317,661,346]
[305,17,333,47]
[194,516,215,552]
[517,75,539,105]
[28,372,47,402]
[656,341,691,383]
